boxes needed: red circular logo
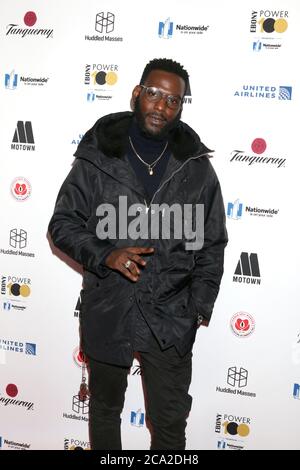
[11,177,31,201]
[251,138,267,154]
[6,383,18,397]
[230,312,255,338]
[24,11,37,27]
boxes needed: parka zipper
[143,151,211,211]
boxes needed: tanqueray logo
[230,137,287,168]
[6,11,53,38]
[0,384,34,411]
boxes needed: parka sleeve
[190,166,228,322]
[48,159,115,277]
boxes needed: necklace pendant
[149,168,153,176]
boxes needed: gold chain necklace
[129,136,168,176]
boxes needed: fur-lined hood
[75,112,212,163]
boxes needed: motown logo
[233,252,261,285]
[227,367,248,388]
[9,229,27,249]
[11,121,35,151]
[95,12,115,34]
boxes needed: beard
[133,96,182,141]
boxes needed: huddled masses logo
[230,312,255,338]
[227,367,248,388]
[95,12,115,33]
[11,177,31,201]
[9,229,27,249]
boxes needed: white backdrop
[0,0,299,450]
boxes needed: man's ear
[130,85,141,111]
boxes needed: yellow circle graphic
[106,71,118,85]
[20,284,31,297]
[237,423,250,437]
[274,19,288,33]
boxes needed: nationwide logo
[6,11,53,39]
[130,408,145,427]
[227,200,243,220]
[11,177,31,201]
[4,70,18,89]
[64,438,90,450]
[234,84,292,100]
[217,439,245,450]
[230,138,287,169]
[233,252,261,285]
[84,63,118,101]
[158,17,209,38]
[0,383,34,411]
[5,70,49,88]
[0,229,35,259]
[227,199,279,220]
[0,435,31,450]
[216,367,257,399]
[215,413,251,440]
[11,121,35,151]
[230,312,255,338]
[0,339,36,356]
[293,384,300,400]
[85,12,123,42]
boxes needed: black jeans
[88,335,192,450]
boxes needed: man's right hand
[105,247,154,282]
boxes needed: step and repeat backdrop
[0,0,299,450]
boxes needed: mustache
[146,112,167,123]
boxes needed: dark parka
[48,112,227,367]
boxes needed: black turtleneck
[127,119,171,202]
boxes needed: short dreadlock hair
[139,58,189,94]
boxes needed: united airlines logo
[227,367,248,388]
[11,121,35,151]
[233,252,261,285]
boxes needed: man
[48,58,227,450]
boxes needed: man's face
[132,70,185,138]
